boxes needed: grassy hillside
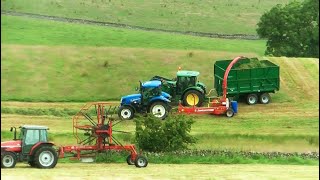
[1,46,319,152]
[1,44,260,101]
[1,43,318,102]
[1,0,302,35]
[1,15,266,52]
[1,1,318,156]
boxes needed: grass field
[1,17,319,153]
[1,100,318,153]
[1,163,318,179]
[1,43,318,102]
[1,0,319,169]
[1,15,266,52]
[1,0,302,35]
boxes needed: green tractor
[151,70,206,107]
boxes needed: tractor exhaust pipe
[10,126,17,140]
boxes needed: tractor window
[152,87,161,96]
[39,130,47,142]
[25,130,40,145]
[188,77,196,87]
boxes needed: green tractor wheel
[182,90,204,107]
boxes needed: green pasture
[1,15,266,52]
[1,0,302,35]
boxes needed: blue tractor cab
[118,80,171,120]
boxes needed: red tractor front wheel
[1,151,17,168]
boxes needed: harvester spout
[222,56,246,101]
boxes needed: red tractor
[1,102,148,169]
[1,125,58,168]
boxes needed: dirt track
[1,163,319,180]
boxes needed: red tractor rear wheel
[33,146,58,169]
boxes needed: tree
[257,0,319,58]
[135,114,196,152]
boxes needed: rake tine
[112,130,131,134]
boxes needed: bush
[135,114,196,152]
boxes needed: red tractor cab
[1,125,58,169]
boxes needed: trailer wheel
[1,151,17,168]
[134,155,148,168]
[33,146,58,169]
[183,90,204,107]
[246,94,258,105]
[118,106,134,120]
[149,101,168,120]
[126,155,134,165]
[259,93,271,104]
[226,109,234,118]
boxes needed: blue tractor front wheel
[118,106,134,120]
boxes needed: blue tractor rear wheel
[149,102,169,120]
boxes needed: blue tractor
[118,80,171,120]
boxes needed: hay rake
[58,102,148,168]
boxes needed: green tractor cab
[151,70,206,107]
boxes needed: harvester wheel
[118,106,134,120]
[246,94,258,105]
[259,93,271,104]
[126,155,134,165]
[149,101,168,120]
[134,155,148,168]
[33,146,58,169]
[1,151,17,168]
[183,90,204,107]
[225,108,234,118]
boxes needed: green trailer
[214,58,280,105]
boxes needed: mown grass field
[1,0,302,35]
[1,96,319,153]
[1,163,319,179]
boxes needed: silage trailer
[214,57,280,105]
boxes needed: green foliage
[135,114,196,152]
[95,151,129,163]
[94,149,319,165]
[147,150,319,165]
[256,0,319,57]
